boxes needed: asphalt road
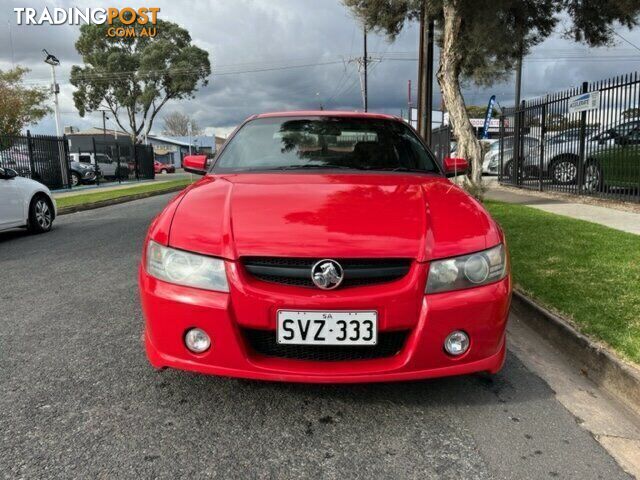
[0,194,630,479]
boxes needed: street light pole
[43,49,62,137]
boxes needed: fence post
[116,144,122,184]
[26,130,35,178]
[133,140,140,181]
[576,81,588,195]
[92,137,100,186]
[539,102,546,192]
[512,105,521,185]
[517,100,526,186]
[62,134,71,189]
[499,114,505,182]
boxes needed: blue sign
[482,95,496,139]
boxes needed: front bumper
[139,262,511,383]
[81,170,97,181]
[482,159,499,175]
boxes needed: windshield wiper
[263,164,366,171]
[360,166,429,173]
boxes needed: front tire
[503,159,528,181]
[160,169,168,174]
[583,161,603,193]
[28,195,54,234]
[550,157,578,185]
[70,172,80,187]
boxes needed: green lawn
[485,200,640,363]
[55,178,193,209]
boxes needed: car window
[624,127,640,143]
[214,117,440,173]
[79,155,91,163]
[615,121,640,137]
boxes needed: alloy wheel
[553,160,577,184]
[35,200,52,229]
[584,164,601,192]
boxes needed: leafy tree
[162,111,203,136]
[0,67,51,137]
[70,19,211,143]
[466,105,498,118]
[343,0,640,193]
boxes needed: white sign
[443,113,505,132]
[568,91,600,114]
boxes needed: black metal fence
[69,137,155,186]
[0,132,70,189]
[431,125,451,165]
[498,72,640,203]
[0,131,155,190]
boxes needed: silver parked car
[482,136,539,177]
[523,121,639,184]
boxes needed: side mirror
[443,157,469,177]
[0,167,17,179]
[615,136,628,146]
[183,155,210,175]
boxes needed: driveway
[0,194,630,479]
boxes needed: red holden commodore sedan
[139,111,511,383]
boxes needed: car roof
[252,110,401,121]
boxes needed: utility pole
[363,26,368,112]
[102,111,107,141]
[424,19,435,146]
[514,40,523,108]
[416,3,434,144]
[416,5,425,136]
[188,121,193,155]
[348,25,378,111]
[512,39,524,184]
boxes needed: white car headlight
[146,240,229,292]
[426,244,507,294]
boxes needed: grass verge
[55,178,193,209]
[485,200,640,363]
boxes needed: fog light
[184,328,210,353]
[444,331,469,356]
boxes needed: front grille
[242,329,409,361]
[242,257,412,288]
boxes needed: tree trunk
[436,0,483,189]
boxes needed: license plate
[277,310,377,345]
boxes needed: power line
[611,30,640,54]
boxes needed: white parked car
[0,167,56,234]
[69,152,129,180]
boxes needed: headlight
[145,240,229,292]
[426,244,507,294]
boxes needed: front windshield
[214,116,440,173]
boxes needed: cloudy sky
[2,0,640,137]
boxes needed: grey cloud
[1,0,639,135]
